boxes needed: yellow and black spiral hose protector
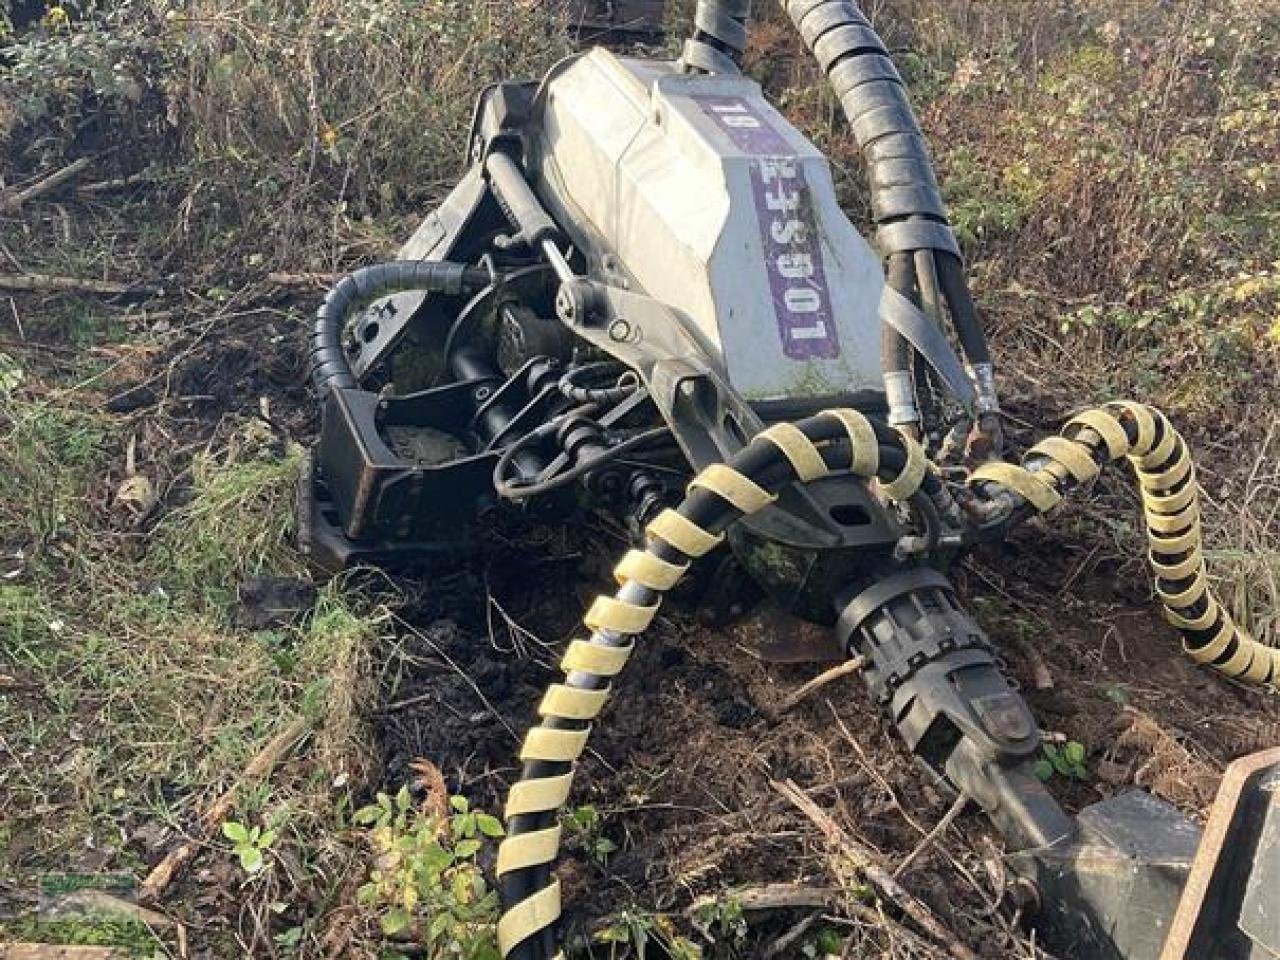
[969,401,1277,685]
[495,401,1274,959]
[495,408,930,959]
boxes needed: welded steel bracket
[1160,746,1280,960]
[1009,791,1201,960]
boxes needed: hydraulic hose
[493,426,673,502]
[557,362,639,406]
[969,401,1279,684]
[309,260,490,397]
[496,409,936,959]
[782,0,999,424]
[883,251,919,427]
[678,0,749,75]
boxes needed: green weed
[564,804,618,866]
[594,910,704,959]
[353,786,503,956]
[222,818,279,874]
[1035,740,1090,782]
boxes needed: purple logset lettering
[694,95,840,360]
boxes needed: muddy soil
[361,478,1280,956]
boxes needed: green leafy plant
[691,895,748,952]
[801,927,845,957]
[353,785,503,958]
[221,819,277,874]
[1035,740,1089,782]
[563,803,618,865]
[595,910,703,959]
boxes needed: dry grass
[1,3,574,956]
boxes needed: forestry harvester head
[297,3,1280,958]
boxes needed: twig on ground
[267,271,341,287]
[763,912,820,958]
[0,273,161,297]
[77,172,149,196]
[830,705,1003,914]
[139,715,310,903]
[688,883,840,915]
[826,904,951,959]
[374,677,454,714]
[774,656,868,716]
[772,778,980,960]
[893,792,969,879]
[689,884,837,952]
[828,705,929,837]
[1,158,92,211]
[391,613,519,742]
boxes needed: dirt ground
[362,487,1280,958]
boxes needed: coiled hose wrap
[497,401,1273,957]
[309,260,489,397]
[678,0,749,75]
[496,409,934,958]
[969,401,1278,684]
[783,0,997,421]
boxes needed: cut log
[0,274,161,297]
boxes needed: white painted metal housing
[533,48,886,406]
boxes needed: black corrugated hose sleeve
[309,260,490,398]
[679,0,750,74]
[784,0,996,400]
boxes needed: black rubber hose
[557,362,639,405]
[882,251,918,424]
[883,253,916,371]
[936,250,991,367]
[309,260,490,398]
[493,426,673,501]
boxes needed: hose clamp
[969,362,1001,415]
[883,370,920,426]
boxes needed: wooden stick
[267,271,341,287]
[771,778,980,960]
[0,274,161,297]
[893,792,969,879]
[77,172,149,196]
[775,656,867,715]
[830,904,951,959]
[688,883,840,915]
[139,716,310,903]
[1,158,91,211]
[763,914,820,958]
